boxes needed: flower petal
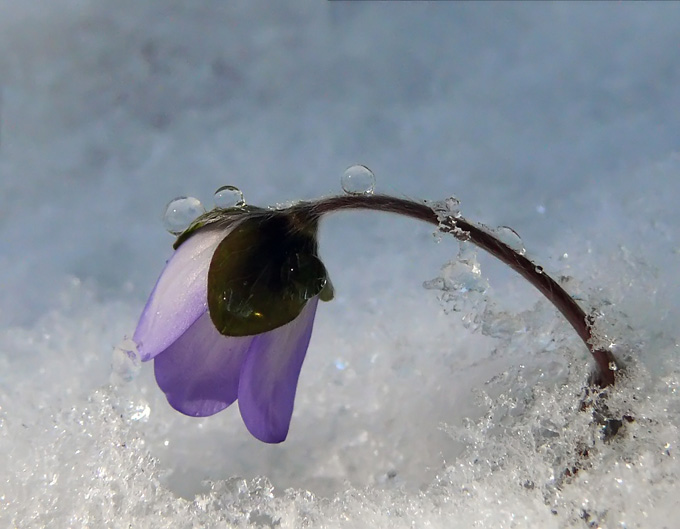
[154,311,254,416]
[237,296,319,443]
[133,227,228,361]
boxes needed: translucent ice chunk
[424,242,488,330]
[110,338,141,385]
[430,196,461,221]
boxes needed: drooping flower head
[133,184,621,445]
[133,205,333,443]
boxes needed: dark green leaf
[174,205,265,250]
[207,212,329,336]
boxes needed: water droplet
[608,361,618,371]
[163,197,205,235]
[535,265,544,274]
[214,185,245,208]
[341,165,375,195]
[495,226,526,255]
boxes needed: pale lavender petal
[154,311,254,416]
[237,297,319,443]
[133,228,228,361]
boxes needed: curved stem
[305,194,619,388]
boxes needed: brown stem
[306,194,619,388]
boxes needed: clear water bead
[341,165,376,195]
[163,196,205,235]
[214,185,245,208]
[495,226,526,255]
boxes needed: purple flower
[133,210,331,443]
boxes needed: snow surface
[1,2,680,527]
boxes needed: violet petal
[154,311,254,417]
[238,297,319,443]
[133,228,228,361]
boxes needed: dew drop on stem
[341,165,376,195]
[495,226,526,255]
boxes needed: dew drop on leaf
[214,185,246,208]
[162,197,205,235]
[341,165,376,195]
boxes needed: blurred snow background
[1,1,679,527]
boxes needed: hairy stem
[306,194,619,388]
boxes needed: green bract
[205,210,333,337]
[173,205,264,250]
